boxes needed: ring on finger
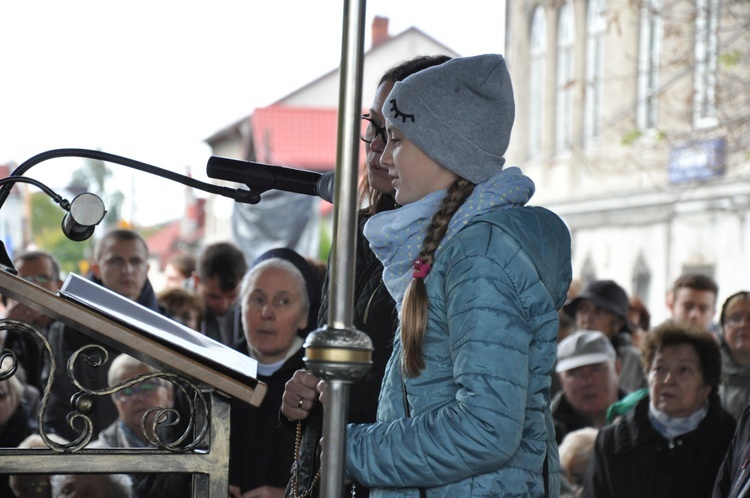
[297,398,304,409]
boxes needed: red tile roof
[146,220,181,255]
[251,106,344,171]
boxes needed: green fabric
[606,388,649,424]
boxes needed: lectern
[0,267,266,497]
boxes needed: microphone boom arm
[0,148,263,211]
[0,175,72,211]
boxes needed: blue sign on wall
[668,137,726,184]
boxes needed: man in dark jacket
[43,229,160,441]
[195,242,247,349]
[552,330,625,445]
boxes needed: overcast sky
[0,0,506,225]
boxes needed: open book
[59,273,258,386]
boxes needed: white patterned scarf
[363,167,534,311]
[648,400,709,440]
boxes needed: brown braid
[401,178,476,377]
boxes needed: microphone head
[61,192,107,241]
[317,171,335,203]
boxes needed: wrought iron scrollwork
[0,318,209,453]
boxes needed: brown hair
[641,321,722,394]
[628,295,651,331]
[13,250,61,281]
[673,273,718,296]
[94,229,148,262]
[401,178,475,377]
[720,291,750,327]
[166,253,196,278]
[157,287,205,324]
[197,242,247,291]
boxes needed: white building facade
[505,0,750,324]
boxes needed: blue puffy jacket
[346,206,572,497]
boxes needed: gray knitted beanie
[383,53,514,184]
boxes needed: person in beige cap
[552,330,626,445]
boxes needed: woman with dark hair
[716,290,750,498]
[281,55,452,498]
[583,322,736,498]
[717,291,750,422]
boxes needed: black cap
[563,280,631,331]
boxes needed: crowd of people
[1,51,748,498]
[553,275,750,498]
[0,226,331,497]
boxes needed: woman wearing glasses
[90,354,183,498]
[584,322,735,498]
[92,354,174,449]
[717,291,750,422]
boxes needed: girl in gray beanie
[337,54,573,497]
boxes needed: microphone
[61,192,107,241]
[206,156,335,203]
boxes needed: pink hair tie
[412,258,431,279]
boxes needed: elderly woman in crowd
[89,354,187,498]
[91,354,175,449]
[583,322,736,498]
[717,291,750,422]
[228,248,320,498]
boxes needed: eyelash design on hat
[388,99,415,123]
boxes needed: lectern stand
[0,269,267,497]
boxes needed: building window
[556,1,575,153]
[694,0,719,127]
[529,6,547,159]
[585,0,606,145]
[637,0,662,131]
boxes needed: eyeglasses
[21,274,54,285]
[114,380,161,401]
[360,114,387,145]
